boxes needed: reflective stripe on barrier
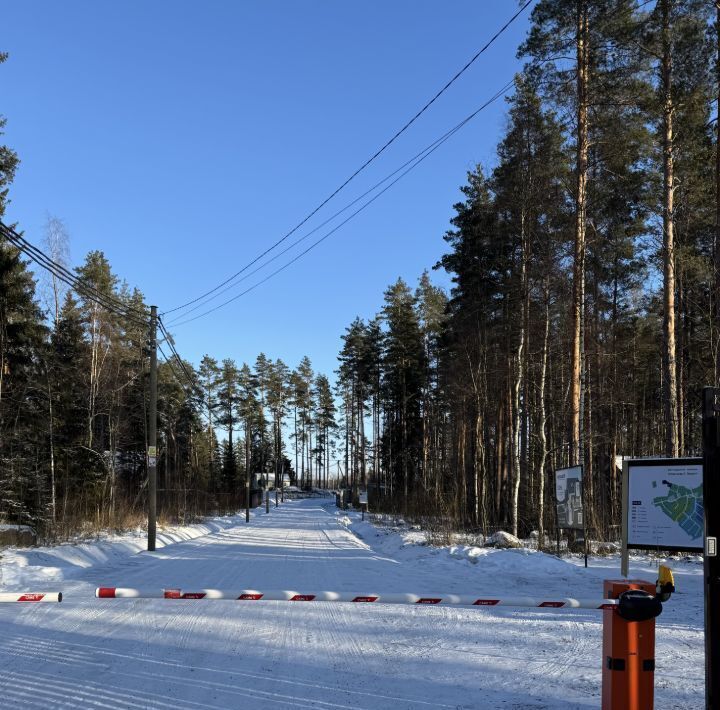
[95,587,618,609]
[0,592,62,603]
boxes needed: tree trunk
[661,0,679,457]
[511,210,528,537]
[538,282,550,549]
[474,405,484,530]
[402,369,408,509]
[47,366,57,526]
[359,387,366,492]
[294,405,299,482]
[571,0,589,467]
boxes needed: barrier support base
[602,579,656,710]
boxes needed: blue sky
[2,1,530,379]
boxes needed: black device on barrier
[701,387,719,710]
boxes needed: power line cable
[168,80,515,328]
[162,0,534,316]
[1,222,150,320]
[166,110,484,321]
[167,0,660,325]
[2,226,119,316]
[158,318,202,396]
[1,222,149,326]
[157,344,212,425]
[1,222,150,323]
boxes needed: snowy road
[0,499,705,709]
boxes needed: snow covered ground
[0,499,705,709]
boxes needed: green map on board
[652,481,704,540]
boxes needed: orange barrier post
[602,579,657,710]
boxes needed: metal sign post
[621,459,629,578]
[702,388,719,710]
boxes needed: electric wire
[165,101,494,322]
[0,222,150,321]
[157,344,211,425]
[1,226,132,319]
[167,79,515,327]
[161,0,534,316]
[166,0,658,326]
[157,318,202,396]
[1,223,150,322]
[0,222,150,327]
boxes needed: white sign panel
[555,466,583,530]
[359,492,368,505]
[627,459,703,551]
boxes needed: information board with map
[626,458,703,552]
[555,466,583,530]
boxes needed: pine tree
[254,353,271,477]
[74,251,120,453]
[267,358,290,486]
[291,357,314,488]
[313,374,336,489]
[490,78,566,534]
[216,359,240,499]
[237,362,259,494]
[643,0,713,454]
[415,271,447,498]
[381,278,426,509]
[338,318,369,495]
[521,0,651,467]
[198,355,221,494]
[437,166,500,526]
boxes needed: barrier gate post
[602,579,656,710]
[702,387,719,710]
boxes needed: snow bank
[0,511,252,590]
[335,507,690,595]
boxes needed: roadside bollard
[602,579,662,710]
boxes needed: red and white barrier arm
[0,592,62,603]
[96,588,618,609]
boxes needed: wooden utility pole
[148,306,158,551]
